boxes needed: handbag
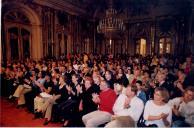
[137,113,146,127]
[137,115,158,127]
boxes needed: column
[93,21,96,53]
[31,25,42,60]
[18,28,23,60]
[67,35,71,54]
[5,27,11,62]
[189,5,194,54]
[151,24,155,55]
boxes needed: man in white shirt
[105,85,144,127]
[168,86,194,127]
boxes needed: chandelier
[97,1,125,38]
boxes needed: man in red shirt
[82,80,117,127]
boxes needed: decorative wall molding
[33,0,86,16]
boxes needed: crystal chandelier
[97,0,125,38]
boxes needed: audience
[1,53,194,127]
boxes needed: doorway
[8,27,31,60]
[159,37,172,54]
[21,29,30,58]
[136,38,146,56]
[9,27,19,60]
[2,3,42,62]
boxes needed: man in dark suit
[157,73,174,96]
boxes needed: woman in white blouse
[143,87,172,127]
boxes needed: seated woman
[79,76,100,119]
[168,86,194,127]
[143,87,172,127]
[172,69,187,98]
[33,73,52,117]
[37,75,69,125]
[115,68,129,88]
[58,74,83,127]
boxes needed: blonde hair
[155,87,170,103]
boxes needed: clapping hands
[92,93,100,103]
[92,93,99,99]
[124,97,131,109]
[66,85,72,92]
[172,101,182,116]
[76,84,83,94]
[160,113,169,120]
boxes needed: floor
[0,97,62,127]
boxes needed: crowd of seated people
[1,53,194,127]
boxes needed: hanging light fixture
[97,0,125,38]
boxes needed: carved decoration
[130,22,151,39]
[4,11,30,24]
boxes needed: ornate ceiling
[61,0,193,20]
[3,0,193,21]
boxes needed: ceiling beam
[33,0,86,16]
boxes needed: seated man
[168,86,194,127]
[82,80,117,127]
[105,85,144,127]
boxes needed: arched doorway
[136,38,147,56]
[8,27,19,60]
[5,10,31,60]
[2,2,42,62]
[21,29,30,58]
[57,33,68,56]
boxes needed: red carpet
[0,97,62,127]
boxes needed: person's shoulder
[188,100,194,106]
[170,96,181,101]
[164,103,172,110]
[145,100,153,106]
[109,88,117,95]
[139,90,146,95]
[108,88,115,93]
[119,93,127,98]
[147,99,153,103]
[134,96,144,105]
[166,105,172,112]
